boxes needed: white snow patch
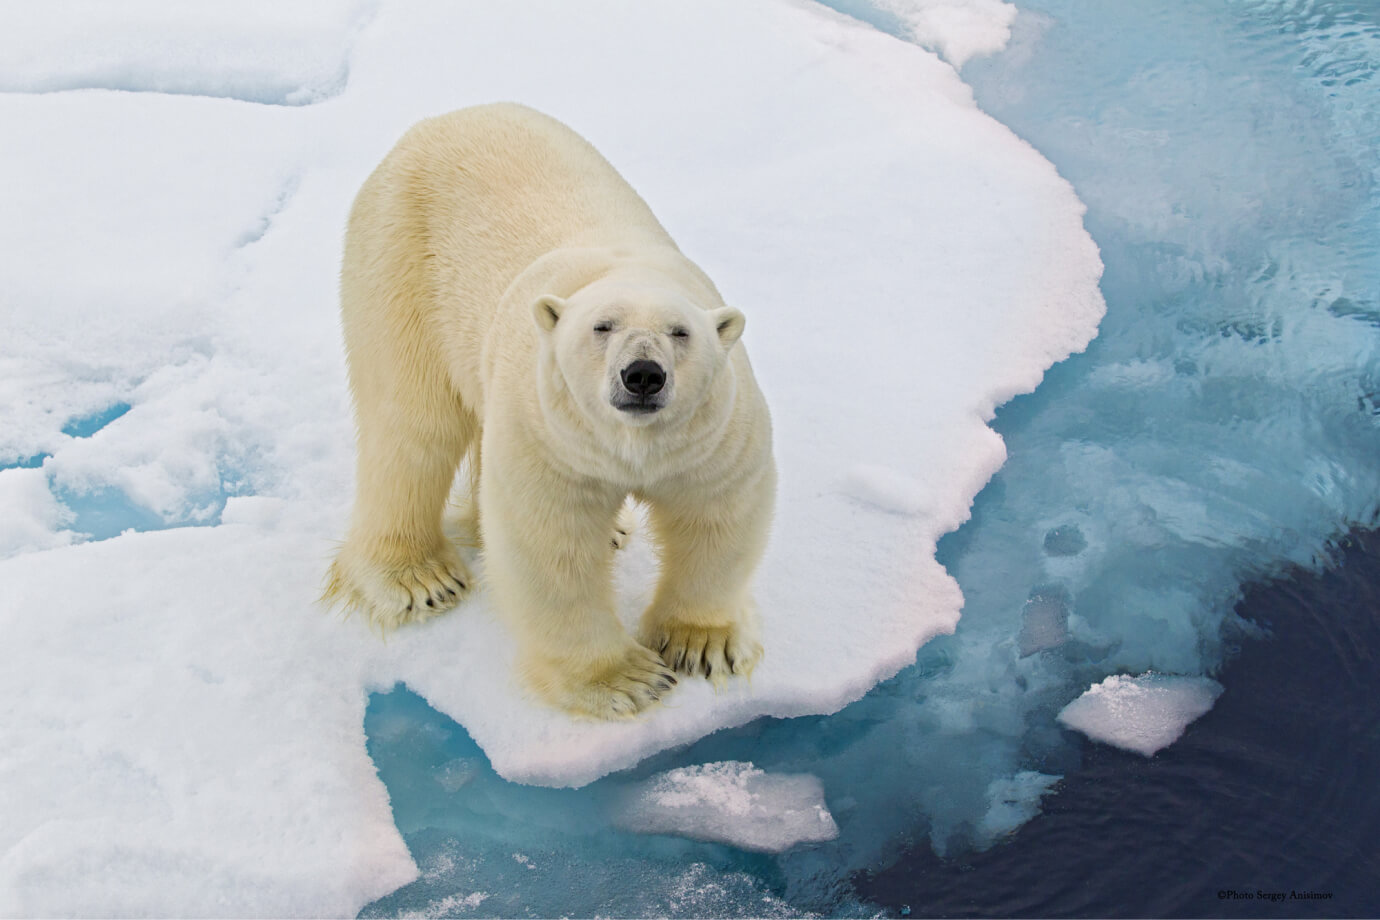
[0,468,79,558]
[0,0,375,104]
[1058,673,1225,757]
[841,464,932,515]
[0,0,1104,914]
[616,762,839,853]
[871,0,1018,68]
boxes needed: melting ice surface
[1,0,1378,917]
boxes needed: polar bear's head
[533,279,745,430]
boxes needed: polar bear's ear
[710,306,746,350]
[532,295,565,333]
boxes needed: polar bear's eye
[669,327,690,339]
[593,321,613,334]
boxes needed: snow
[872,0,1018,67]
[615,762,839,853]
[0,1,373,104]
[840,464,933,516]
[0,468,78,557]
[1057,673,1225,757]
[0,0,1103,914]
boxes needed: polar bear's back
[340,103,675,409]
[404,103,670,246]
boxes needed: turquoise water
[361,2,1380,915]
[59,402,130,438]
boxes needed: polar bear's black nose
[621,360,666,396]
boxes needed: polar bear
[324,103,776,719]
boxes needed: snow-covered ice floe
[0,0,1101,914]
[1058,673,1225,757]
[0,0,374,104]
[615,761,839,853]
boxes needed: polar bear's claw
[647,621,762,688]
[526,643,679,720]
[323,543,474,633]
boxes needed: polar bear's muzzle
[613,358,668,414]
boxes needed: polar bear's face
[533,284,745,430]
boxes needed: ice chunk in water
[1018,585,1071,657]
[977,771,1062,843]
[433,758,481,794]
[615,761,839,853]
[1058,673,1224,757]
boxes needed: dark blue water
[360,1,1380,915]
[857,529,1380,917]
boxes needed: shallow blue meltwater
[361,1,1380,915]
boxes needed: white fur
[325,104,776,720]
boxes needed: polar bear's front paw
[524,643,678,720]
[324,543,473,632]
[643,620,763,688]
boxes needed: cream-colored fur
[325,103,775,719]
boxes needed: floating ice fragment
[434,758,480,794]
[1057,673,1224,757]
[977,771,1062,844]
[1018,585,1070,657]
[615,761,838,853]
